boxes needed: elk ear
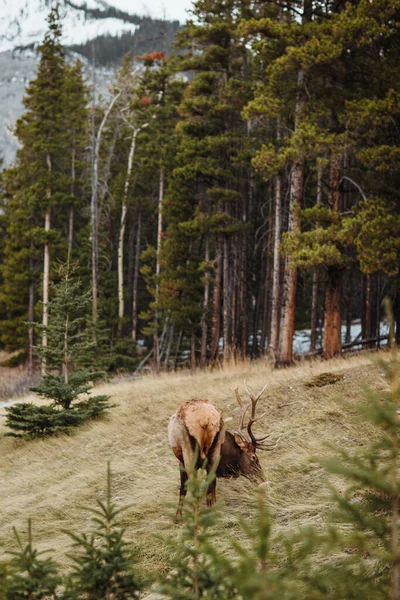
[233,433,250,452]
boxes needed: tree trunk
[118,128,138,334]
[132,211,142,342]
[231,232,238,357]
[310,165,323,352]
[323,155,343,358]
[210,235,222,363]
[200,238,210,368]
[240,210,248,359]
[153,166,164,374]
[191,330,196,373]
[127,225,135,312]
[91,90,122,329]
[173,328,183,371]
[345,268,353,344]
[28,276,34,377]
[268,168,282,358]
[263,193,274,354]
[67,134,76,265]
[42,208,51,375]
[164,323,174,370]
[277,69,305,366]
[324,267,342,358]
[42,150,52,375]
[223,234,231,363]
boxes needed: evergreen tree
[4,264,112,437]
[5,520,61,600]
[64,464,142,600]
[0,6,89,367]
[157,459,237,599]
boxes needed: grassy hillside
[0,354,387,580]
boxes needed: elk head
[217,381,280,481]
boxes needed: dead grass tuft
[0,352,389,579]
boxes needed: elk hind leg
[206,462,217,507]
[177,462,188,518]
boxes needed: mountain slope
[0,0,138,52]
[0,0,181,166]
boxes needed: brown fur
[168,398,226,515]
[176,399,223,459]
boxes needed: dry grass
[0,352,389,579]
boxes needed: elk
[168,382,279,515]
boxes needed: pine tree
[5,520,61,600]
[64,464,142,600]
[4,264,112,437]
[157,459,237,599]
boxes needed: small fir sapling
[63,463,142,600]
[5,520,61,600]
[4,264,112,437]
[157,457,237,600]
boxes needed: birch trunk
[153,166,164,374]
[118,128,138,333]
[91,90,121,327]
[42,151,52,375]
[132,211,141,342]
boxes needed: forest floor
[0,352,390,592]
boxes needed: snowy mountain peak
[0,0,137,53]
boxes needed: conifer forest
[1,0,400,374]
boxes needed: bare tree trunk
[324,266,342,358]
[345,266,353,344]
[153,166,164,374]
[200,238,210,368]
[240,215,248,360]
[28,274,35,377]
[210,235,222,363]
[118,128,139,334]
[91,90,122,328]
[132,211,141,342]
[277,69,305,366]
[231,232,238,357]
[268,170,282,357]
[365,273,375,348]
[310,165,323,352]
[191,330,196,373]
[42,151,52,375]
[173,328,183,371]
[127,225,135,310]
[263,197,274,354]
[223,234,231,364]
[67,133,76,265]
[164,323,174,370]
[323,155,343,358]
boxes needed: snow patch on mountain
[0,0,137,53]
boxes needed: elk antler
[235,380,280,450]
